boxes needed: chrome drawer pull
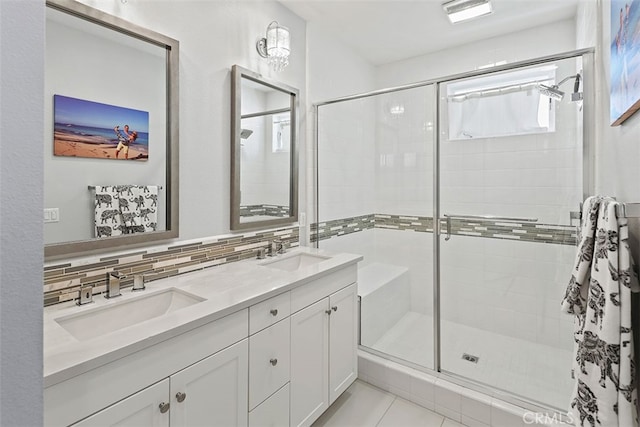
[159,402,170,414]
[270,309,278,316]
[176,392,186,403]
[332,306,338,312]
[270,358,278,366]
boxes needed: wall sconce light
[256,21,291,72]
[442,0,493,24]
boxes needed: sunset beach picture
[53,95,149,160]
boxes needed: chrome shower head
[539,73,583,102]
[538,84,564,101]
[240,129,253,139]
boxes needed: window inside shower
[446,65,558,140]
[314,53,588,412]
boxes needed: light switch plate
[44,208,60,223]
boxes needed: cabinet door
[329,283,358,404]
[170,339,248,427]
[290,298,330,427]
[73,379,169,427]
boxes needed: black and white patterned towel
[562,196,638,427]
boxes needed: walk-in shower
[313,49,594,412]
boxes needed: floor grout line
[374,395,397,427]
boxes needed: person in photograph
[114,124,138,159]
[615,4,631,108]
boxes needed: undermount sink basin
[261,252,330,271]
[55,288,205,341]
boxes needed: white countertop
[44,247,363,388]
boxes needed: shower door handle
[444,216,452,241]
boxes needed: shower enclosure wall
[313,50,594,412]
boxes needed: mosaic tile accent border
[311,214,577,246]
[445,217,577,246]
[373,214,434,232]
[311,214,375,241]
[44,227,299,307]
[239,204,290,218]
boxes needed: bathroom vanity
[44,248,362,426]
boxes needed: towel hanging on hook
[562,196,639,427]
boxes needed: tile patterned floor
[312,380,464,427]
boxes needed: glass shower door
[438,57,583,409]
[316,84,436,370]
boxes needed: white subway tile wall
[317,56,582,411]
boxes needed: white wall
[441,237,575,350]
[74,0,307,242]
[375,85,435,217]
[377,19,577,88]
[577,0,640,259]
[0,0,44,424]
[307,22,377,228]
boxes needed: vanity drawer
[249,291,291,335]
[249,383,290,427]
[249,318,290,410]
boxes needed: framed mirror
[231,65,299,230]
[44,0,179,258]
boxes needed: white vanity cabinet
[290,268,358,427]
[328,284,358,403]
[45,251,361,427]
[74,379,170,427]
[74,340,248,427]
[45,310,249,427]
[169,339,248,426]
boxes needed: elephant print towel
[562,196,638,427]
[94,185,159,237]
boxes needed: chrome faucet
[105,271,124,298]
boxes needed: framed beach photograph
[53,95,149,160]
[611,0,640,125]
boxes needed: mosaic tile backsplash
[311,214,577,246]
[44,227,299,307]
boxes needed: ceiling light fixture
[442,0,493,24]
[256,21,291,72]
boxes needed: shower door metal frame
[313,47,595,413]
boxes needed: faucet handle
[77,284,94,305]
[275,239,286,254]
[131,274,146,292]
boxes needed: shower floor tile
[367,312,573,410]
